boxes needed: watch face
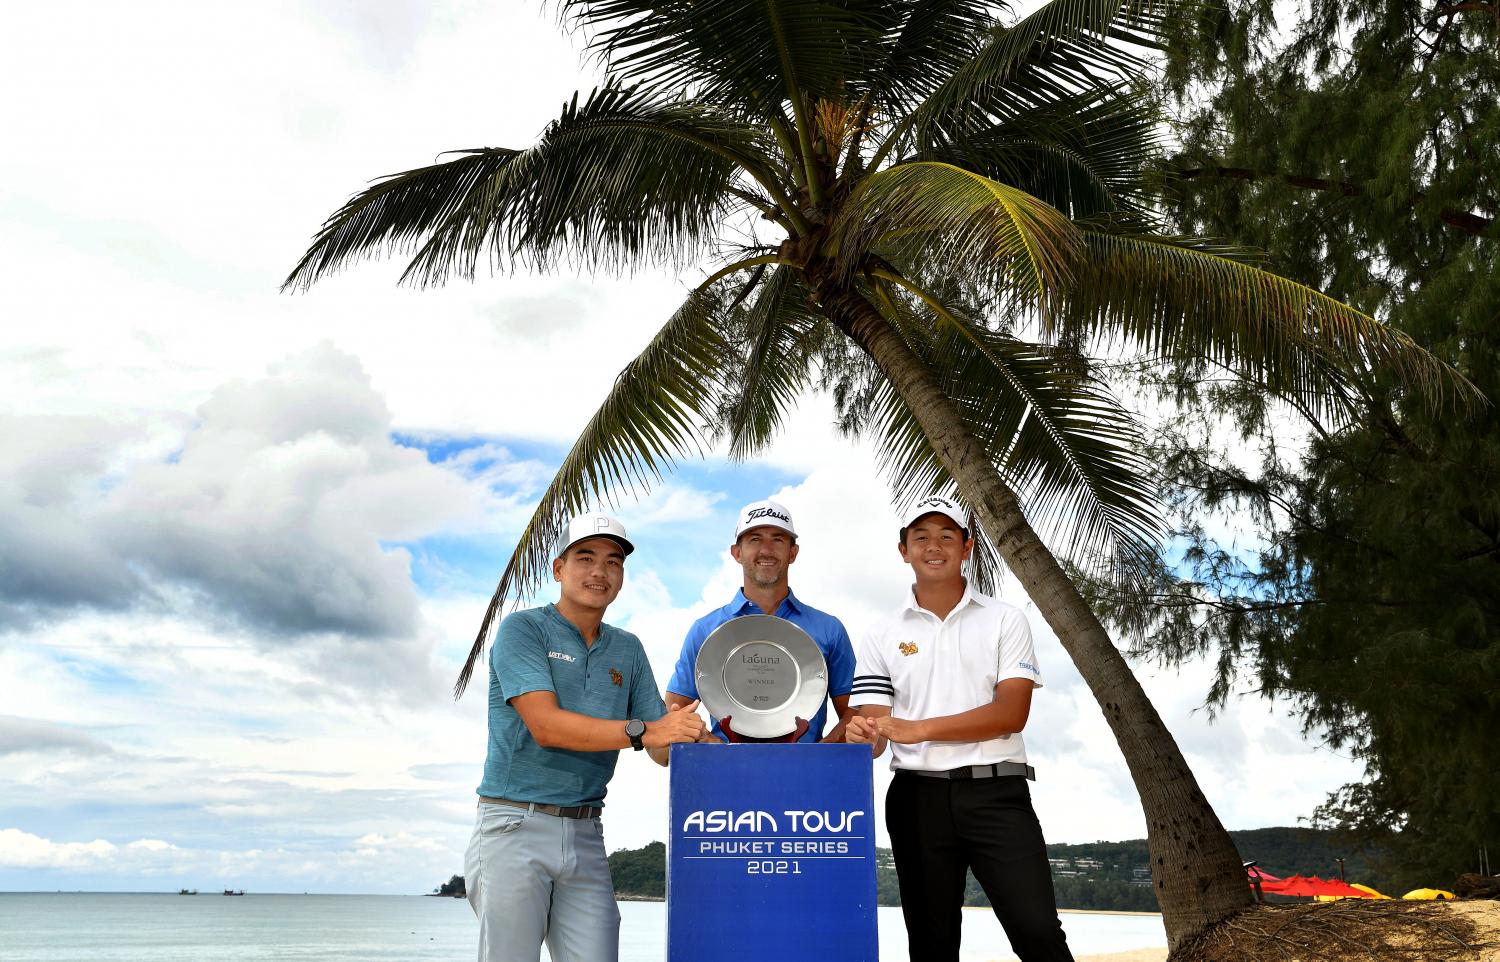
[625,719,646,738]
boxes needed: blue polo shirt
[477,604,667,807]
[666,589,855,743]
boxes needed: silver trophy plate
[694,614,828,739]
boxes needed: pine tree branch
[1171,166,1495,238]
[1428,1,1495,19]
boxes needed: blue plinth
[667,744,878,962]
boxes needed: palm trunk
[821,283,1253,948]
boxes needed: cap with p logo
[553,513,636,559]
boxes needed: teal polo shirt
[477,604,667,807]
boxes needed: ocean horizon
[0,892,1167,961]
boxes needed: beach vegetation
[1085,0,1499,894]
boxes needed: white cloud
[0,829,120,869]
[628,485,728,528]
[0,825,459,887]
[100,344,485,637]
[0,345,497,646]
[0,716,113,759]
[126,839,179,853]
[353,832,447,854]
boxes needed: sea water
[0,893,1166,961]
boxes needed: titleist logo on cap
[736,499,796,537]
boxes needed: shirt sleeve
[825,618,857,698]
[629,639,668,722]
[995,606,1043,688]
[849,624,894,708]
[494,611,555,703]
[664,619,707,699]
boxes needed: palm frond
[862,278,1160,576]
[1064,232,1486,415]
[282,148,522,291]
[917,82,1163,222]
[864,0,996,109]
[285,85,782,291]
[837,162,1083,310]
[457,285,732,696]
[563,0,901,112]
[717,265,828,458]
[882,0,1167,165]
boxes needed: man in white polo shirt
[846,496,1072,962]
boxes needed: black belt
[899,762,1035,781]
[479,796,601,819]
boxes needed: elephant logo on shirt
[898,641,919,656]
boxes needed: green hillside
[609,841,666,899]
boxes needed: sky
[0,0,1363,895]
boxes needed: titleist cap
[553,513,635,560]
[735,499,796,538]
[902,495,969,532]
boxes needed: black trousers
[886,772,1073,962]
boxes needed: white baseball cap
[553,513,635,560]
[901,495,969,533]
[735,499,797,539]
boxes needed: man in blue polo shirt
[465,513,705,962]
[666,499,856,742]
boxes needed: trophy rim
[694,614,828,738]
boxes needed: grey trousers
[464,801,620,962]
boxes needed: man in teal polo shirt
[464,513,705,962]
[666,499,857,742]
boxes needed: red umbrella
[1259,875,1374,898]
[1246,866,1283,884]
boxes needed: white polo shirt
[850,583,1043,772]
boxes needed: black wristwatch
[625,718,646,751]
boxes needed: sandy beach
[1064,908,1167,961]
[1057,899,1500,962]
[1076,951,1167,962]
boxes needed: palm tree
[283,0,1474,945]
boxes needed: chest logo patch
[610,667,623,686]
[548,651,577,664]
[898,641,919,656]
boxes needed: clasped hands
[644,699,712,748]
[844,714,924,751]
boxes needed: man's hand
[845,715,888,757]
[874,715,927,745]
[645,699,706,748]
[845,715,878,743]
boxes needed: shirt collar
[545,603,611,648]
[729,587,802,617]
[902,580,979,618]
